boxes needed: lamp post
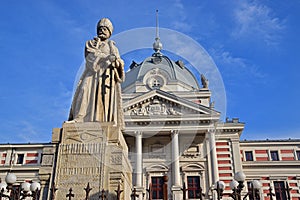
[285,182,292,200]
[214,181,225,200]
[230,171,246,200]
[0,172,41,200]
[252,180,262,200]
[230,180,240,200]
[267,185,275,200]
[243,180,262,200]
[234,171,246,192]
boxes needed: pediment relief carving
[123,90,220,120]
[127,98,182,116]
[124,98,212,117]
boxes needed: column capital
[208,128,216,134]
[171,129,179,135]
[134,131,143,137]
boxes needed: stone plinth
[54,122,132,200]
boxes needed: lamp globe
[252,180,262,189]
[30,182,41,191]
[21,182,31,192]
[234,171,246,182]
[230,180,239,189]
[5,173,17,184]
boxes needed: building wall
[240,140,300,200]
[0,143,57,199]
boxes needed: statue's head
[97,18,113,40]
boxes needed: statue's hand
[114,59,123,68]
[94,50,101,57]
[108,54,117,62]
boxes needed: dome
[122,52,200,93]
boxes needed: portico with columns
[119,35,244,199]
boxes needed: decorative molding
[41,154,53,166]
[110,153,122,164]
[130,99,181,116]
[182,145,201,158]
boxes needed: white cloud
[209,46,266,81]
[232,1,285,46]
[169,0,192,32]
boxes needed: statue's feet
[64,120,75,124]
[64,119,83,123]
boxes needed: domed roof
[122,52,200,92]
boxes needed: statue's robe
[69,37,125,128]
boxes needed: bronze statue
[68,18,125,127]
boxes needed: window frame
[296,150,300,160]
[187,176,201,199]
[151,176,164,200]
[245,151,254,161]
[270,150,280,161]
[16,153,24,164]
[273,181,287,200]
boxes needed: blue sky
[0,0,299,143]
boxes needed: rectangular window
[16,154,24,164]
[151,177,163,199]
[245,151,254,161]
[270,151,279,161]
[187,176,201,199]
[274,181,287,200]
[296,151,300,160]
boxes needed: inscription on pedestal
[54,122,132,200]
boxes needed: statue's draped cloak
[69,37,125,128]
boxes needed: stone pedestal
[53,122,132,200]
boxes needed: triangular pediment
[123,89,220,119]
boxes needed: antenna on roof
[153,10,163,54]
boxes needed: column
[135,131,143,187]
[171,130,182,200]
[171,130,180,186]
[231,136,243,172]
[135,131,144,200]
[208,129,219,183]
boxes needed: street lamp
[252,180,262,200]
[230,180,240,200]
[5,173,17,185]
[234,171,246,187]
[243,180,262,200]
[230,171,246,200]
[0,172,41,200]
[214,181,225,200]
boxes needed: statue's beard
[98,33,109,41]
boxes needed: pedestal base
[53,122,132,200]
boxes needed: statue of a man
[68,18,125,127]
[201,74,209,89]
